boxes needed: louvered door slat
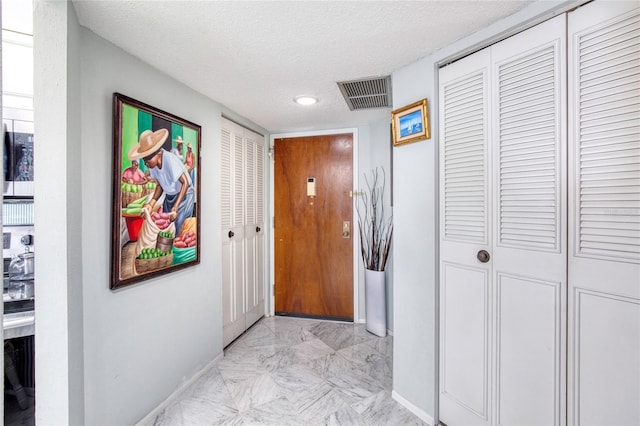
[581,161,639,173]
[445,157,484,169]
[580,72,639,96]
[581,217,640,229]
[582,98,640,118]
[580,112,639,130]
[582,154,640,167]
[581,40,639,67]
[447,173,485,182]
[581,56,639,84]
[500,81,554,107]
[500,100,551,122]
[446,143,484,156]
[581,137,638,151]
[499,47,553,78]
[444,117,485,135]
[443,72,487,243]
[581,192,640,201]
[502,150,555,162]
[583,89,639,111]
[579,14,639,46]
[576,9,640,261]
[446,93,484,111]
[501,112,556,131]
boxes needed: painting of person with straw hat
[171,135,185,160]
[185,142,196,185]
[128,128,194,236]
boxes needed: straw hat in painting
[128,128,169,160]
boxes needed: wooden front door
[274,134,353,320]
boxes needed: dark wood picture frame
[110,93,201,290]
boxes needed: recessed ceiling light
[294,96,318,106]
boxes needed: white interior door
[222,119,266,347]
[567,3,640,425]
[490,15,567,426]
[244,129,265,327]
[439,14,566,426]
[222,125,246,346]
[439,47,492,426]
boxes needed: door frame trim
[268,128,360,321]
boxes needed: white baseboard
[135,352,224,425]
[392,390,434,426]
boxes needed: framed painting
[391,98,430,146]
[110,93,201,290]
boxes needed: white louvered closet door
[439,47,492,426]
[490,15,567,426]
[222,124,247,346]
[244,129,265,328]
[222,118,266,347]
[439,15,566,426]
[568,3,640,425]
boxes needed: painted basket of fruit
[172,226,197,264]
[134,248,174,274]
[121,195,148,241]
[121,183,145,208]
[121,182,158,207]
[156,231,175,252]
[121,195,147,215]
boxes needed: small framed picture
[391,99,430,147]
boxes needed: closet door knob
[256,226,261,233]
[477,250,490,263]
[228,230,234,238]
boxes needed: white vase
[365,269,387,337]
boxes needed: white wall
[35,2,268,424]
[390,0,582,422]
[80,29,218,425]
[34,1,84,424]
[79,28,271,424]
[391,55,436,422]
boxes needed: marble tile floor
[152,316,426,426]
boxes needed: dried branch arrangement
[356,167,393,271]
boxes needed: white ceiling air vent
[337,76,392,111]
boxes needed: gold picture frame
[391,98,430,146]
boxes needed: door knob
[228,230,234,238]
[477,250,490,263]
[256,226,261,233]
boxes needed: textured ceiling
[71,0,532,132]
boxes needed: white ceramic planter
[365,269,387,337]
